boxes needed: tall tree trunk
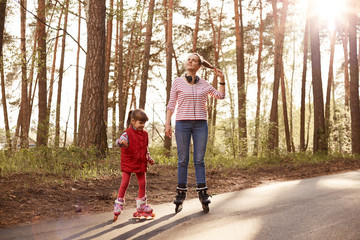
[36,0,48,146]
[164,0,173,154]
[48,9,63,135]
[73,0,81,145]
[220,48,236,158]
[342,25,350,108]
[192,0,201,52]
[289,27,296,152]
[358,34,360,69]
[112,85,117,147]
[0,0,11,149]
[268,0,288,153]
[117,0,125,135]
[280,64,291,152]
[234,0,247,156]
[14,28,38,150]
[331,74,339,152]
[348,0,360,154]
[207,0,223,148]
[254,0,263,156]
[55,0,69,147]
[78,0,107,154]
[27,28,38,130]
[300,8,309,152]
[119,0,140,134]
[63,107,71,148]
[104,0,114,128]
[112,5,120,148]
[325,29,336,150]
[20,0,29,148]
[309,1,327,153]
[139,0,155,110]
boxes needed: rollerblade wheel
[202,204,209,213]
[175,204,183,213]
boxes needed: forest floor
[1,157,360,227]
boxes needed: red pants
[118,171,146,199]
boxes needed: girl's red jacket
[120,127,149,173]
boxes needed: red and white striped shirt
[167,77,225,121]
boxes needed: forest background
[1,0,360,227]
[0,0,360,158]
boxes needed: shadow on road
[128,211,208,240]
[63,209,209,240]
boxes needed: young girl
[113,109,155,221]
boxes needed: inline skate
[113,197,125,222]
[133,196,155,219]
[173,187,187,213]
[196,185,211,213]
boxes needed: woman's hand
[165,123,172,138]
[214,68,225,80]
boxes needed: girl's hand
[165,123,172,138]
[214,68,224,79]
[120,139,128,147]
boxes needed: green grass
[0,146,121,180]
[0,146,358,180]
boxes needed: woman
[165,53,225,213]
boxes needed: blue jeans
[175,120,208,187]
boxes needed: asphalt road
[1,170,360,240]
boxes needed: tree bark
[325,30,336,150]
[300,7,309,152]
[119,0,140,134]
[254,0,263,156]
[78,0,107,154]
[348,0,360,154]
[280,64,291,152]
[164,0,173,154]
[36,0,48,146]
[20,0,29,148]
[48,9,63,139]
[104,0,114,127]
[55,0,70,147]
[192,0,201,52]
[0,0,11,149]
[117,0,124,135]
[309,1,327,153]
[139,0,155,110]
[342,25,350,107]
[207,1,223,148]
[73,0,81,145]
[234,0,247,156]
[268,0,288,153]
[112,3,120,147]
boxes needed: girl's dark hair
[126,109,149,128]
[192,53,215,69]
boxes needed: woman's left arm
[214,68,225,96]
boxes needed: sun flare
[307,0,347,30]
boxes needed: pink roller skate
[113,197,125,222]
[133,196,155,219]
